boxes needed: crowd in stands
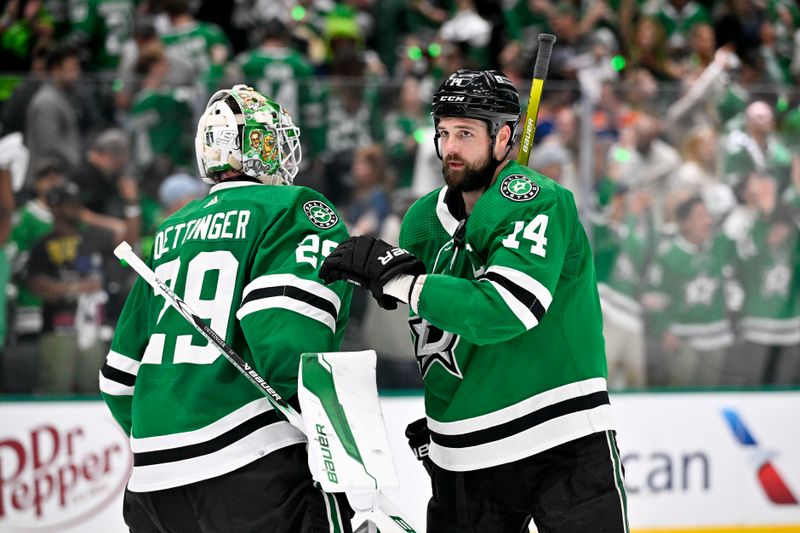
[0,0,798,393]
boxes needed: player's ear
[494,124,512,159]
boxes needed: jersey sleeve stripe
[482,278,539,329]
[242,286,338,319]
[106,350,141,375]
[101,363,136,387]
[237,274,341,332]
[484,265,553,310]
[99,373,134,396]
[242,273,341,310]
[237,295,337,332]
[479,268,549,329]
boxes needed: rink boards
[0,391,799,532]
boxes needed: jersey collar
[209,181,261,194]
[436,187,462,237]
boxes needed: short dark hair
[163,0,190,18]
[34,159,65,180]
[676,196,704,223]
[45,44,80,71]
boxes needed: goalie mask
[195,85,302,185]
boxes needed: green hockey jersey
[67,0,134,70]
[733,216,800,345]
[232,47,324,157]
[162,21,231,90]
[9,200,54,334]
[598,215,654,333]
[130,87,194,169]
[400,161,613,472]
[100,181,351,492]
[646,235,734,350]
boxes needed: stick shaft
[518,33,557,168]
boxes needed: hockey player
[320,70,629,532]
[100,86,353,533]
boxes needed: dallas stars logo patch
[303,201,338,229]
[409,317,462,379]
[500,174,539,202]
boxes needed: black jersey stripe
[133,410,282,467]
[429,391,610,449]
[101,363,136,387]
[481,271,546,322]
[242,285,338,320]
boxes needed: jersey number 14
[501,214,548,257]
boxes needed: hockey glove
[405,417,433,476]
[319,236,426,310]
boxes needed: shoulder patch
[499,174,539,202]
[303,200,338,229]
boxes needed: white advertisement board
[0,401,131,533]
[1,392,799,532]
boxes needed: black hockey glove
[319,236,426,310]
[405,417,433,476]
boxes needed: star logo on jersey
[500,175,539,202]
[684,274,718,306]
[409,317,462,379]
[204,196,219,208]
[762,264,791,297]
[614,253,636,281]
[303,201,338,229]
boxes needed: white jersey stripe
[98,373,134,396]
[430,405,615,471]
[237,296,337,332]
[127,424,306,492]
[483,278,538,329]
[485,265,553,311]
[131,398,279,452]
[427,377,608,435]
[242,273,341,311]
[106,350,141,375]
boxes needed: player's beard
[442,148,495,193]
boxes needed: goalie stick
[517,33,557,168]
[113,241,420,533]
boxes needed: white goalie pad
[298,351,399,496]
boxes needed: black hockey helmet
[432,69,521,159]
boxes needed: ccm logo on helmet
[439,96,465,102]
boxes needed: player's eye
[460,131,473,139]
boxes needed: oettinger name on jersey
[303,201,338,229]
[500,174,539,202]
